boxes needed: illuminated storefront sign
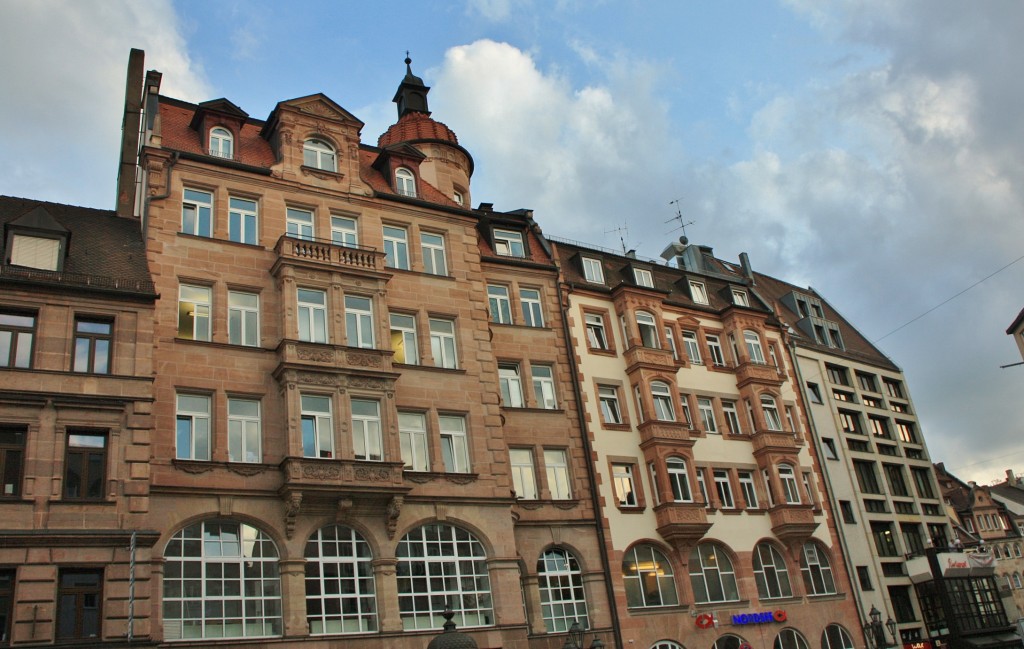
[731,610,787,625]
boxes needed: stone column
[278,558,308,637]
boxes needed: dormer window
[209,127,233,159]
[303,138,336,172]
[689,281,709,305]
[4,205,70,272]
[732,289,749,306]
[581,257,604,283]
[634,268,654,288]
[9,234,62,271]
[395,168,416,197]
[493,229,525,258]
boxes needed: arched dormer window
[395,168,416,197]
[209,127,233,159]
[303,138,336,172]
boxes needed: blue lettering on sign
[732,612,775,625]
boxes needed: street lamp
[863,606,899,649]
[563,621,604,649]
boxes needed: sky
[1,0,1022,485]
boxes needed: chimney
[626,249,637,259]
[739,252,754,284]
[116,48,146,218]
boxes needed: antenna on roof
[665,198,694,237]
[604,224,630,255]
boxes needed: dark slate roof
[0,196,156,298]
[1007,306,1024,335]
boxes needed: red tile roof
[378,112,459,147]
[159,101,277,168]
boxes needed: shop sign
[731,610,787,625]
[903,642,932,649]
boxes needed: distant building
[976,469,1024,621]
[1005,309,1024,362]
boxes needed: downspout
[143,151,179,233]
[556,277,624,649]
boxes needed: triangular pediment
[8,206,68,235]
[280,94,365,128]
[198,98,249,119]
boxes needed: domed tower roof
[379,54,460,148]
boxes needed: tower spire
[393,52,431,118]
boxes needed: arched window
[689,543,739,603]
[651,642,685,649]
[397,524,492,630]
[753,543,792,599]
[761,395,783,431]
[713,636,745,649]
[1014,573,1023,589]
[163,520,282,639]
[304,525,377,634]
[778,465,801,504]
[775,629,810,649]
[821,625,855,649]
[304,138,337,171]
[209,127,233,159]
[651,381,676,422]
[636,312,660,348]
[395,168,416,197]
[800,543,836,595]
[537,548,588,632]
[1016,543,1022,558]
[667,457,692,502]
[622,545,678,608]
[744,330,765,364]
[1004,573,1013,590]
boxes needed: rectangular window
[420,232,448,276]
[885,464,910,497]
[0,312,35,369]
[739,471,758,509]
[839,500,856,524]
[345,295,374,349]
[301,394,333,458]
[822,438,839,460]
[390,313,419,365]
[613,463,637,507]
[493,229,525,257]
[833,389,854,402]
[331,215,358,248]
[286,207,315,241]
[714,470,735,509]
[732,289,749,306]
[64,432,106,500]
[487,285,512,324]
[10,235,60,270]
[856,566,874,591]
[57,569,102,640]
[890,401,909,414]
[869,416,891,439]
[689,281,709,305]
[863,395,882,408]
[351,399,382,461]
[634,268,654,287]
[826,365,849,386]
[383,225,409,269]
[398,412,429,471]
[912,468,936,499]
[439,415,469,473]
[854,460,881,494]
[857,372,878,392]
[499,364,524,407]
[229,197,258,245]
[532,365,557,409]
[806,382,823,403]
[839,410,862,434]
[545,449,572,500]
[679,395,693,427]
[73,318,112,373]
[510,448,538,499]
[582,257,604,283]
[706,334,725,366]
[664,327,678,360]
[182,188,213,237]
[884,379,904,399]
[176,394,211,461]
[585,313,609,350]
[0,568,13,643]
[682,331,702,364]
[227,291,259,347]
[297,288,328,343]
[698,398,717,433]
[520,288,544,327]
[0,426,26,497]
[697,468,709,507]
[896,421,917,443]
[871,521,900,557]
[722,401,742,435]
[429,318,458,369]
[178,284,211,341]
[227,398,261,463]
[599,385,623,424]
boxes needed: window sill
[616,505,646,513]
[625,603,689,616]
[500,406,564,414]
[719,508,744,515]
[587,347,618,357]
[54,499,115,506]
[601,423,632,431]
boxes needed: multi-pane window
[226,398,261,463]
[1,426,25,497]
[853,460,881,494]
[753,543,793,599]
[623,545,678,608]
[714,470,735,508]
[739,471,758,508]
[305,525,377,634]
[73,318,112,373]
[429,318,458,368]
[176,394,211,461]
[868,416,891,439]
[383,226,409,270]
[761,395,783,431]
[331,216,358,248]
[351,399,382,461]
[297,288,328,343]
[884,379,904,398]
[582,257,604,283]
[698,398,717,433]
[286,207,315,241]
[499,364,524,407]
[706,334,726,366]
[163,521,282,639]
[902,523,926,556]
[389,313,419,364]
[690,544,739,603]
[598,385,622,424]
[396,524,491,630]
[775,629,811,649]
[689,281,709,304]
[778,465,801,504]
[537,549,588,632]
[488,285,512,324]
[0,568,14,642]
[532,365,557,409]
[857,372,878,392]
[57,569,103,640]
[301,395,334,459]
[896,421,917,443]
[227,291,259,347]
[182,188,213,237]
[827,365,850,386]
[229,197,257,245]
[885,464,910,497]
[585,313,609,349]
[344,295,374,349]
[912,468,935,499]
[838,410,862,434]
[420,232,447,275]
[0,312,35,368]
[732,289,749,306]
[520,288,544,327]
[304,138,336,171]
[394,168,416,197]
[439,415,469,473]
[722,401,742,435]
[64,432,106,500]
[613,463,638,507]
[510,449,538,499]
[744,330,766,363]
[871,522,899,557]
[682,331,702,364]
[634,268,654,287]
[178,284,211,341]
[493,229,526,257]
[651,381,675,421]
[636,311,659,348]
[209,127,233,158]
[667,458,692,502]
[398,412,429,472]
[545,449,572,500]
[800,543,837,595]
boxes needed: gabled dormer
[188,98,249,160]
[371,143,427,198]
[4,205,70,272]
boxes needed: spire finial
[405,51,412,69]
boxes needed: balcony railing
[275,235,385,272]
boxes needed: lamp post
[863,605,899,649]
[563,621,604,649]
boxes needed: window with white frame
[488,285,512,324]
[800,543,836,595]
[778,465,801,504]
[753,543,793,599]
[545,449,572,499]
[178,284,211,341]
[439,415,469,473]
[622,545,678,608]
[304,138,336,171]
[664,326,679,360]
[689,543,739,603]
[305,525,377,635]
[429,318,458,368]
[301,394,334,458]
[227,291,259,347]
[599,385,623,424]
[821,625,855,649]
[345,295,374,349]
[714,469,735,508]
[667,457,692,502]
[696,468,709,506]
[389,313,419,365]
[383,225,409,270]
[398,412,429,471]
[648,462,661,506]
[229,197,257,245]
[286,207,315,241]
[679,395,693,427]
[297,288,328,343]
[634,268,654,287]
[739,471,758,508]
[520,288,544,327]
[689,281,709,304]
[706,334,726,366]
[182,189,213,237]
[682,331,701,364]
[351,399,382,461]
[651,381,676,422]
[493,229,525,257]
[582,257,604,283]
[9,235,61,271]
[761,394,783,431]
[763,468,776,507]
[722,400,742,435]
[394,168,416,197]
[775,629,810,649]
[420,232,447,275]
[452,190,464,206]
[499,364,524,407]
[532,365,557,409]
[510,448,538,499]
[397,524,491,630]
[613,463,638,507]
[227,398,261,463]
[744,330,766,363]
[176,394,211,461]
[537,549,588,632]
[636,311,659,348]
[731,289,749,306]
[330,216,358,248]
[585,313,609,349]
[209,127,233,159]
[698,398,717,433]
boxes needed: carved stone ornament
[285,492,303,539]
[348,377,385,391]
[228,463,268,477]
[300,166,343,182]
[444,473,476,485]
[336,498,353,522]
[386,496,404,540]
[177,461,215,475]
[297,347,335,363]
[354,466,393,482]
[553,500,578,510]
[520,501,543,510]
[406,472,436,484]
[302,462,343,480]
[297,372,339,387]
[345,352,382,368]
